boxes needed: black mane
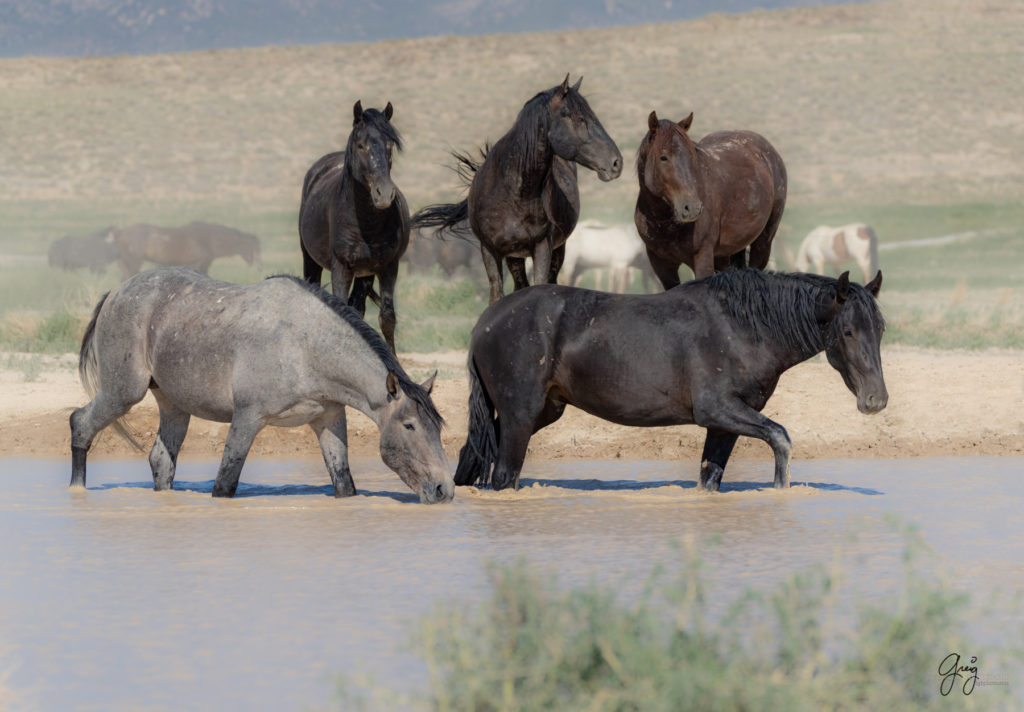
[268,275,443,427]
[500,84,595,177]
[700,270,884,356]
[351,107,403,152]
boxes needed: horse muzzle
[857,389,888,414]
[673,199,703,223]
[370,182,397,210]
[420,476,455,504]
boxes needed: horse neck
[502,110,555,194]
[317,324,393,427]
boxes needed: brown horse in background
[635,111,787,289]
[115,221,262,278]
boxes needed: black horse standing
[455,270,887,491]
[299,101,409,352]
[413,75,623,303]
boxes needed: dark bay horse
[635,111,787,288]
[455,269,886,492]
[114,221,262,278]
[299,101,409,353]
[413,75,623,303]
[70,267,453,503]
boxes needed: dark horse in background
[636,111,787,289]
[413,75,623,303]
[455,269,886,492]
[299,101,409,353]
[48,227,120,274]
[114,221,262,278]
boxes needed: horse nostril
[435,483,445,500]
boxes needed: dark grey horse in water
[455,270,886,492]
[70,268,453,503]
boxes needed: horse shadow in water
[516,476,882,496]
[92,479,422,502]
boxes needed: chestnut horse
[413,75,623,303]
[635,111,787,289]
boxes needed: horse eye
[843,329,854,338]
[403,422,415,431]
[660,154,669,162]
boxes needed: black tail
[410,147,486,236]
[454,355,497,487]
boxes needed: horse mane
[267,275,443,427]
[349,107,403,152]
[499,84,595,177]
[700,269,884,355]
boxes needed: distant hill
[1,0,865,57]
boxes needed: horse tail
[79,292,144,451]
[865,225,880,278]
[454,355,497,487]
[411,199,469,235]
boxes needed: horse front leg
[310,408,356,498]
[698,428,740,492]
[329,261,355,303]
[480,245,505,304]
[694,397,792,489]
[507,258,529,291]
[647,249,680,291]
[376,262,399,354]
[212,413,263,498]
[532,236,552,287]
[149,390,191,491]
[692,243,717,280]
[546,243,565,285]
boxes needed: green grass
[336,525,1019,711]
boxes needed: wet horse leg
[491,417,532,491]
[376,262,399,353]
[211,412,263,498]
[480,245,505,304]
[149,390,191,491]
[698,428,739,491]
[310,408,356,497]
[694,397,792,489]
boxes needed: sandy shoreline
[1,347,1022,466]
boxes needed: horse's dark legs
[698,428,739,492]
[310,409,356,498]
[547,244,565,284]
[301,240,323,286]
[376,262,399,354]
[481,246,505,304]
[728,248,748,271]
[695,398,792,489]
[211,414,262,498]
[348,276,373,317]
[491,418,532,491]
[329,261,355,303]
[149,391,190,491]
[647,250,681,291]
[507,258,529,291]
[532,236,552,287]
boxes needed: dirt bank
[1,347,1022,464]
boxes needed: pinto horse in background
[413,75,623,303]
[454,270,886,492]
[635,111,787,289]
[299,101,409,353]
[795,223,880,283]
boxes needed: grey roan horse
[455,270,886,491]
[69,268,453,503]
[299,101,409,352]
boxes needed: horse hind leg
[480,246,505,304]
[491,417,533,491]
[748,202,786,272]
[376,262,399,354]
[698,428,740,492]
[69,386,148,488]
[507,257,529,291]
[149,389,191,491]
[301,239,323,286]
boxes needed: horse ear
[384,101,393,120]
[679,112,694,132]
[648,110,659,132]
[866,270,883,297]
[386,370,399,399]
[572,75,583,92]
[353,100,363,125]
[421,370,437,395]
[559,73,570,96]
[836,271,850,304]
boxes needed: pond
[0,456,1021,710]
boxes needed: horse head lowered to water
[455,269,886,492]
[70,268,452,503]
[413,75,622,303]
[635,111,787,288]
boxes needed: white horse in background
[795,223,880,282]
[561,219,649,293]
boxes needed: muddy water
[1,456,1021,711]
